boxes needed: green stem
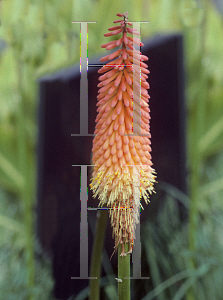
[188,0,207,262]
[185,2,208,300]
[118,244,130,300]
[15,58,35,300]
[89,210,108,300]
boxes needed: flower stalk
[118,243,130,300]
[89,210,108,300]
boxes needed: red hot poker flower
[90,12,156,256]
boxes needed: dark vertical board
[37,33,186,299]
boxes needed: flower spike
[90,12,156,255]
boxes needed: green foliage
[139,186,223,300]
[0,0,223,299]
[0,188,54,300]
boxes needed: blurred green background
[0,0,223,299]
